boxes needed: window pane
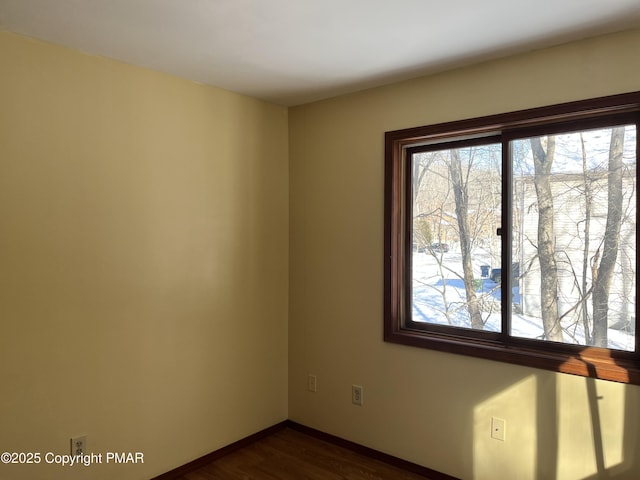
[411,144,502,331]
[511,126,636,351]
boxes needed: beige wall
[289,29,640,480]
[0,31,288,479]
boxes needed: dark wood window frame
[384,91,640,385]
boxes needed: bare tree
[531,136,563,342]
[591,127,626,347]
[413,144,505,330]
[580,132,594,345]
[412,153,433,207]
[449,149,483,329]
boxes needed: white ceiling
[1,0,639,106]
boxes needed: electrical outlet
[71,435,87,455]
[352,385,363,406]
[308,374,317,392]
[491,417,506,441]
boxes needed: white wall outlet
[307,374,317,392]
[491,417,506,441]
[352,385,363,406]
[71,435,87,455]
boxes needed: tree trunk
[580,133,593,345]
[531,137,562,342]
[450,149,483,329]
[592,127,625,347]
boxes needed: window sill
[385,326,640,385]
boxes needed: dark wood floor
[175,427,432,480]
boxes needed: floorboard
[173,427,433,480]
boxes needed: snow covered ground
[411,247,635,351]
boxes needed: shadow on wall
[578,356,639,480]
[471,355,639,479]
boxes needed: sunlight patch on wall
[473,375,537,480]
[472,372,627,480]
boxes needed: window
[384,92,640,384]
